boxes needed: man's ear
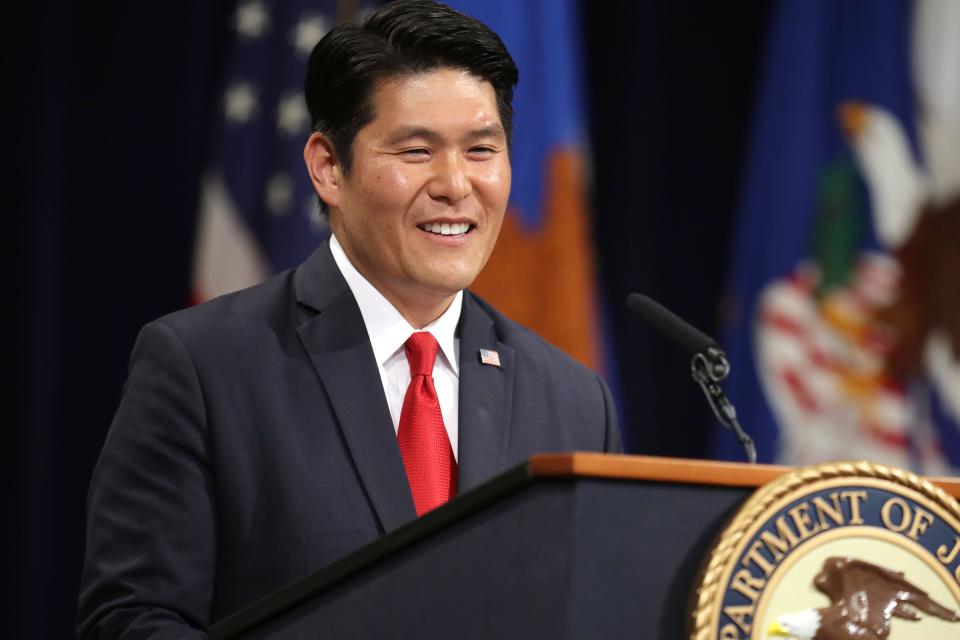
[303,132,342,209]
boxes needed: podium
[209,454,960,639]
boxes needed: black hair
[305,0,519,183]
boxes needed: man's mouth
[417,222,473,236]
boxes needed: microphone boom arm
[690,348,757,464]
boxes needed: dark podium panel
[210,454,812,639]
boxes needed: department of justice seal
[689,461,960,640]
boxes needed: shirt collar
[329,233,461,375]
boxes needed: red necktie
[397,332,458,516]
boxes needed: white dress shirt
[329,234,461,460]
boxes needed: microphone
[626,293,756,464]
[625,293,730,381]
[626,293,716,355]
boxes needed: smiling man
[78,1,620,636]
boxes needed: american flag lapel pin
[478,348,502,368]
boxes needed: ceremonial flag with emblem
[445,0,607,373]
[192,0,373,301]
[717,0,960,473]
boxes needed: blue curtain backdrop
[9,1,767,636]
[10,3,233,636]
[586,2,768,454]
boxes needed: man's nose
[427,153,472,204]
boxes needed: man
[78,1,621,636]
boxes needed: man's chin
[419,278,474,299]
[414,263,484,295]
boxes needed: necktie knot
[405,332,439,377]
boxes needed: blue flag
[718,0,960,473]
[445,0,609,373]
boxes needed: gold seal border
[688,460,960,640]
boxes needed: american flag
[192,0,374,302]
[478,349,501,368]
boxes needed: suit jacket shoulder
[470,292,606,387]
[454,291,622,493]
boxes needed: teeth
[420,222,470,236]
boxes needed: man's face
[324,68,511,319]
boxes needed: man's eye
[398,148,430,158]
[468,147,496,157]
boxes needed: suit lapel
[456,293,516,493]
[294,242,416,532]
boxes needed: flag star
[224,82,259,123]
[291,14,330,56]
[277,93,309,136]
[266,174,293,215]
[234,1,271,39]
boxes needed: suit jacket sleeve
[77,320,214,638]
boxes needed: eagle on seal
[767,557,959,639]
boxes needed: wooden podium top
[528,453,960,499]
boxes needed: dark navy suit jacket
[77,240,621,637]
